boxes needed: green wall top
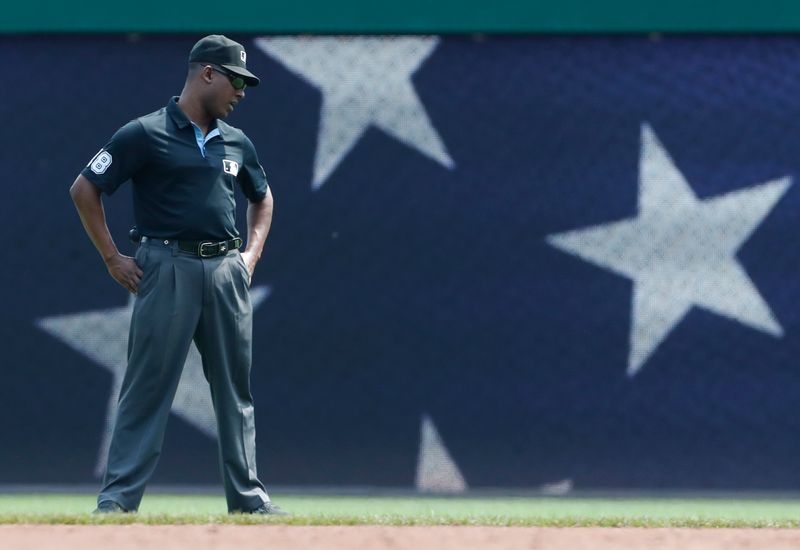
[5,0,800,33]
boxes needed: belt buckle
[198,241,216,258]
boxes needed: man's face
[204,66,246,119]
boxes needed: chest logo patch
[88,149,113,175]
[223,159,240,176]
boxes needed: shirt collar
[167,96,225,136]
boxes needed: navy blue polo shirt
[81,97,269,240]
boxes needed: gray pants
[98,237,269,512]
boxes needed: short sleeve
[237,134,269,203]
[80,120,147,195]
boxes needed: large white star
[36,286,271,476]
[547,124,789,376]
[254,36,454,189]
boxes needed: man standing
[69,35,284,515]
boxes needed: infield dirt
[4,525,800,549]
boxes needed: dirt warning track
[4,525,800,550]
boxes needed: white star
[36,286,271,476]
[254,36,454,189]
[415,414,467,493]
[547,124,789,376]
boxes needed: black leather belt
[140,236,243,258]
[178,238,243,258]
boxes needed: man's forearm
[243,187,274,262]
[70,175,143,294]
[69,175,119,263]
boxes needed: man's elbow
[69,179,79,201]
[69,176,98,204]
[254,188,274,212]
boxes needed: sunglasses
[209,66,247,91]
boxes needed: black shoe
[93,500,129,514]
[248,502,289,516]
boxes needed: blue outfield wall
[3,34,800,490]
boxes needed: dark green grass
[2,494,800,527]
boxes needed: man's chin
[216,105,234,118]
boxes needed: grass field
[2,494,800,527]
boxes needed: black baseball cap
[189,35,260,87]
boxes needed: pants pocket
[135,246,160,298]
[134,244,149,269]
[235,252,252,288]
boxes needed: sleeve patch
[88,149,113,175]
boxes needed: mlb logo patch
[222,159,240,176]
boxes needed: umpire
[69,35,285,515]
